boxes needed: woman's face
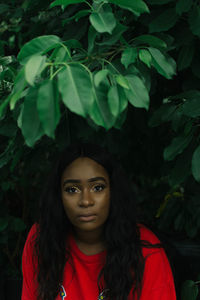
[61,157,110,236]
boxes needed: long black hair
[34,142,145,300]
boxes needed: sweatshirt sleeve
[139,225,177,300]
[21,224,38,300]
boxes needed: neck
[72,228,106,255]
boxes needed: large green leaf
[18,35,61,64]
[50,0,85,8]
[125,74,149,110]
[89,10,116,34]
[37,80,60,138]
[21,88,44,147]
[188,5,200,38]
[89,84,115,129]
[181,280,199,300]
[121,48,138,69]
[25,54,46,86]
[108,0,149,15]
[164,134,193,161]
[108,85,128,117]
[58,64,93,117]
[149,8,178,33]
[176,0,193,15]
[148,47,176,79]
[192,145,200,182]
[135,34,167,49]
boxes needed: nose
[79,188,94,207]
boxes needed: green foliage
[0,1,200,297]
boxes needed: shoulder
[137,224,164,258]
[138,223,161,245]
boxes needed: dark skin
[61,157,110,255]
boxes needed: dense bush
[0,0,200,298]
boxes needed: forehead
[61,157,109,180]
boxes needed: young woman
[22,142,176,300]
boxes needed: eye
[65,186,80,194]
[93,184,105,192]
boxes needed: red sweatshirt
[21,224,176,300]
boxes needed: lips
[77,213,96,222]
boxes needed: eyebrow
[63,177,107,186]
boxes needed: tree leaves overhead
[18,35,61,64]
[58,64,94,117]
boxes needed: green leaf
[164,134,193,161]
[89,84,116,129]
[94,69,109,87]
[50,0,85,8]
[149,8,178,33]
[89,10,116,34]
[25,55,46,86]
[192,145,200,182]
[139,49,152,68]
[177,43,194,71]
[188,5,200,38]
[108,85,128,117]
[125,74,149,110]
[121,48,137,69]
[0,218,8,232]
[108,0,149,15]
[58,64,93,117]
[37,80,60,138]
[148,47,176,79]
[135,34,167,49]
[181,280,199,300]
[176,0,193,15]
[116,75,130,89]
[21,88,44,147]
[18,35,61,64]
